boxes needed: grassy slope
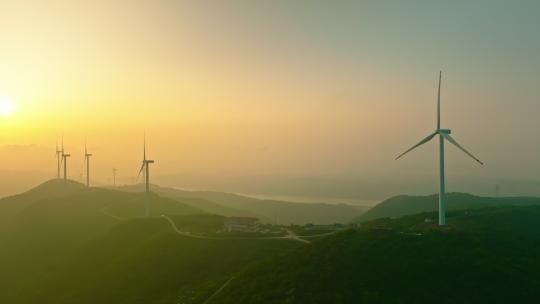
[120,184,368,225]
[354,192,540,222]
[0,179,86,239]
[0,180,205,303]
[6,215,300,304]
[0,181,301,304]
[213,206,540,304]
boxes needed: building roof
[224,217,259,224]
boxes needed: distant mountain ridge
[117,184,368,225]
[354,192,540,222]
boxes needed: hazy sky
[1,1,539,197]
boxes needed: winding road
[97,206,334,244]
[161,215,312,243]
[99,205,126,221]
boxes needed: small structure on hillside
[305,223,345,231]
[224,217,259,232]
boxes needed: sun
[0,97,15,117]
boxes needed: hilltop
[0,179,202,233]
[354,192,540,222]
[212,206,540,303]
[118,184,368,225]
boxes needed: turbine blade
[395,132,437,160]
[437,71,441,129]
[441,133,484,165]
[137,162,145,178]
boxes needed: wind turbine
[112,168,117,186]
[395,71,483,226]
[137,133,154,217]
[62,143,71,181]
[55,138,63,179]
[84,142,93,187]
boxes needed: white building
[224,217,259,232]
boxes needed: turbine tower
[137,133,154,217]
[62,147,71,181]
[84,142,93,187]
[395,71,483,226]
[112,168,117,186]
[55,138,63,179]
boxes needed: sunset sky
[1,1,539,197]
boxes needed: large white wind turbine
[395,72,483,226]
[84,142,93,187]
[137,133,154,217]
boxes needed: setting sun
[0,97,14,117]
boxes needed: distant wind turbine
[137,132,155,217]
[112,168,117,186]
[62,143,71,181]
[395,71,483,226]
[84,142,93,187]
[55,138,63,179]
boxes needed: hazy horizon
[2,1,540,199]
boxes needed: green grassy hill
[0,179,86,238]
[0,179,204,302]
[6,181,539,303]
[119,184,368,225]
[212,206,540,303]
[354,192,540,222]
[5,215,300,304]
[0,179,201,238]
[0,181,302,304]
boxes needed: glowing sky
[1,1,539,196]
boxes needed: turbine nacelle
[437,129,451,135]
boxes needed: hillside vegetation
[213,206,540,303]
[4,181,540,303]
[0,180,302,304]
[6,216,299,304]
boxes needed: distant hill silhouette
[118,184,368,225]
[0,179,201,236]
[127,184,257,218]
[353,192,540,222]
[0,179,86,239]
